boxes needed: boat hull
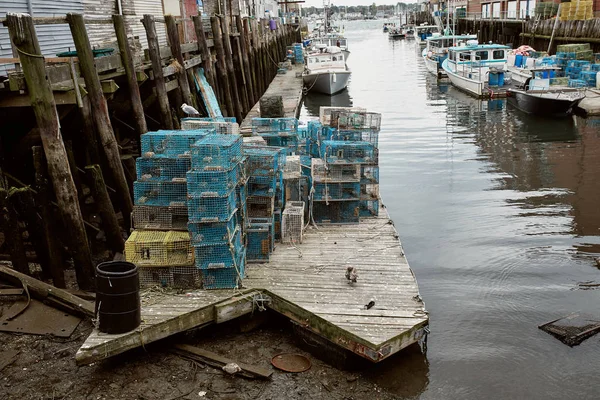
[507,89,584,117]
[303,71,351,95]
[422,51,444,77]
[442,60,484,97]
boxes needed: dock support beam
[210,16,234,118]
[165,15,194,109]
[67,13,133,228]
[113,14,148,137]
[142,14,173,130]
[6,13,94,289]
[219,15,243,122]
[192,15,217,97]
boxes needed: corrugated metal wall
[83,0,118,46]
[0,0,30,75]
[128,0,168,49]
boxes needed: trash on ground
[271,353,311,373]
[539,313,600,346]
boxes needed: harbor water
[302,21,600,399]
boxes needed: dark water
[302,21,600,399]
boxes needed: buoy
[332,73,337,83]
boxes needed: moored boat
[442,42,510,97]
[302,46,351,95]
[422,34,477,78]
[506,68,585,117]
[414,25,440,46]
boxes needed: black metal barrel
[95,261,141,334]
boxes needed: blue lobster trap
[186,167,239,197]
[134,180,187,206]
[360,165,379,184]
[243,146,286,176]
[359,200,379,217]
[251,117,298,134]
[312,201,360,224]
[191,134,243,170]
[193,228,243,269]
[320,141,377,164]
[247,218,274,262]
[332,130,379,148]
[181,118,240,134]
[188,212,238,246]
[141,130,212,157]
[259,134,299,155]
[313,182,361,201]
[247,195,275,218]
[328,110,382,131]
[136,157,191,181]
[201,252,246,289]
[248,174,281,197]
[274,209,282,240]
[182,117,237,123]
[187,190,237,222]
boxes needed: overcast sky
[301,0,417,8]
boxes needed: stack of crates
[181,117,240,134]
[129,129,213,288]
[187,133,246,289]
[251,117,299,155]
[243,145,285,259]
[293,43,304,64]
[246,217,274,262]
[559,0,594,20]
[315,109,381,222]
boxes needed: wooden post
[142,14,174,130]
[64,140,84,202]
[67,13,133,228]
[165,15,194,109]
[218,15,243,122]
[210,16,235,118]
[6,13,94,289]
[9,187,50,280]
[243,18,259,105]
[232,36,249,114]
[237,16,255,109]
[192,15,217,92]
[0,189,29,275]
[113,14,148,137]
[256,20,267,96]
[85,164,125,253]
[33,146,66,288]
[79,96,101,165]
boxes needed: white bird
[181,103,200,116]
[222,362,242,375]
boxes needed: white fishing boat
[311,35,350,60]
[302,46,351,95]
[442,42,510,97]
[414,25,440,46]
[421,34,477,77]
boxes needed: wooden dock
[239,63,304,135]
[76,203,429,365]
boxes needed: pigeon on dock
[181,103,200,116]
[345,266,358,284]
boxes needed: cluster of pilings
[0,13,299,289]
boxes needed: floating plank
[172,344,272,379]
[193,67,223,118]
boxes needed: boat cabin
[426,35,477,54]
[312,36,348,50]
[447,43,509,66]
[416,25,439,40]
[306,46,346,71]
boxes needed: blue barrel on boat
[96,261,141,334]
[489,71,499,86]
[498,71,505,86]
[515,54,523,67]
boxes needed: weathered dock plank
[76,203,428,365]
[239,64,304,135]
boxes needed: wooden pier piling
[219,15,243,122]
[6,13,94,289]
[113,14,148,137]
[237,16,255,110]
[142,14,174,129]
[192,15,217,95]
[165,15,195,110]
[67,13,133,226]
[210,16,234,118]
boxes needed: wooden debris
[0,265,95,318]
[0,350,19,372]
[172,344,272,379]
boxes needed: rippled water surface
[302,21,600,399]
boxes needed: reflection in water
[301,20,600,399]
[302,89,353,117]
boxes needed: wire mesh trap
[132,204,189,231]
[243,146,286,176]
[251,117,299,134]
[141,130,212,158]
[282,202,304,244]
[139,265,202,289]
[134,180,188,207]
[311,158,360,183]
[136,157,191,181]
[201,251,246,289]
[181,118,240,134]
[191,134,243,170]
[187,191,237,222]
[319,107,366,126]
[320,141,377,164]
[188,212,238,246]
[539,313,600,346]
[193,228,243,269]
[125,230,194,267]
